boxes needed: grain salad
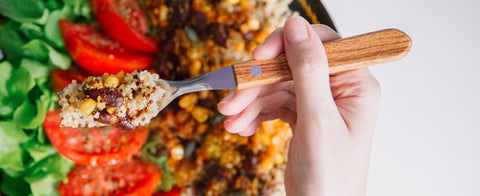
[59,70,169,130]
[143,0,296,195]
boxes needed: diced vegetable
[58,19,154,75]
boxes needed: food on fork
[58,70,170,130]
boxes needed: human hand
[217,16,381,196]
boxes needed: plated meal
[0,0,325,195]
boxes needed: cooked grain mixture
[143,0,296,195]
[59,70,168,130]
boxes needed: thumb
[283,16,337,120]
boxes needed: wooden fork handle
[232,29,412,89]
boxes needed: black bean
[94,111,113,125]
[114,116,135,131]
[243,151,257,178]
[84,88,124,107]
[191,11,208,39]
[197,99,214,110]
[159,40,175,54]
[153,56,168,78]
[211,23,227,47]
[205,163,231,182]
[171,0,190,23]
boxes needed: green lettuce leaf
[25,154,74,196]
[7,67,36,95]
[25,154,74,182]
[0,93,25,118]
[29,175,59,196]
[45,43,71,69]
[45,0,62,11]
[0,121,29,172]
[13,98,47,129]
[64,0,92,21]
[0,61,12,95]
[21,40,72,69]
[22,40,49,61]
[0,0,47,24]
[0,172,31,196]
[0,61,14,116]
[44,8,70,49]
[0,23,25,66]
[20,58,52,79]
[22,140,57,163]
[19,23,45,40]
[141,141,177,191]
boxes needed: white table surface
[320,0,480,195]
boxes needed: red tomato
[58,19,154,75]
[43,111,149,166]
[50,68,90,93]
[57,159,162,196]
[154,187,181,196]
[90,0,159,53]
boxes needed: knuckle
[290,52,327,73]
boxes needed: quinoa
[59,70,168,130]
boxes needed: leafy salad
[0,0,174,195]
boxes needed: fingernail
[218,91,235,105]
[285,16,309,44]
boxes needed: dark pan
[289,0,336,31]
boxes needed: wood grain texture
[232,29,412,89]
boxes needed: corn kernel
[116,71,125,81]
[207,144,221,159]
[106,106,115,114]
[234,40,245,51]
[179,93,198,109]
[240,0,253,9]
[190,59,202,77]
[198,91,210,100]
[220,149,241,168]
[176,110,189,123]
[158,4,168,23]
[170,144,185,161]
[104,76,119,88]
[239,23,249,34]
[80,98,97,115]
[86,78,103,89]
[225,0,239,5]
[192,106,212,123]
[259,158,273,171]
[274,152,284,164]
[187,47,201,59]
[196,124,209,135]
[247,18,260,31]
[102,73,109,80]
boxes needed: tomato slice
[43,111,149,166]
[90,0,159,53]
[154,187,181,196]
[59,19,154,75]
[57,159,162,196]
[50,68,90,93]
